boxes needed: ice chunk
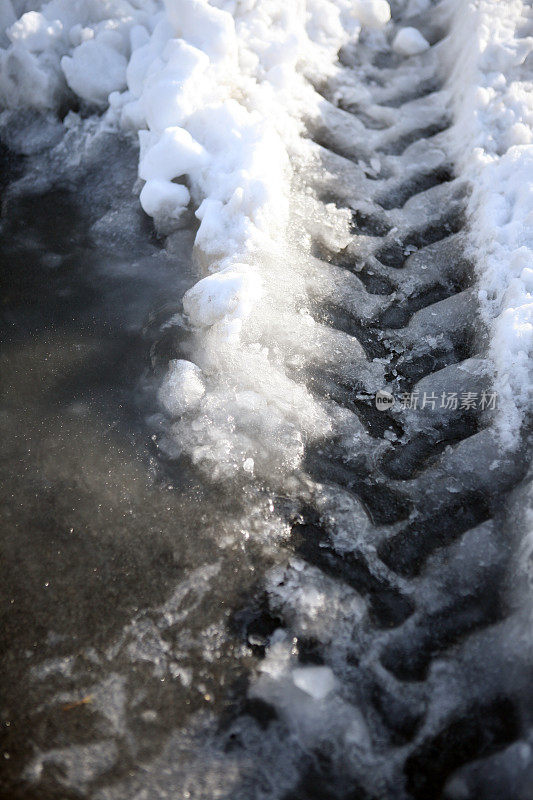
[183,267,261,327]
[354,0,391,29]
[158,360,206,418]
[392,27,430,56]
[292,666,336,700]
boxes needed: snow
[392,26,430,55]
[7,11,62,52]
[0,1,147,109]
[0,2,16,47]
[139,179,190,221]
[138,127,207,182]
[163,0,237,63]
[1,0,532,789]
[406,0,430,16]
[445,0,533,447]
[0,0,531,463]
[107,0,357,478]
[61,34,128,106]
[353,0,391,29]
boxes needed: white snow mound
[393,26,430,56]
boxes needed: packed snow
[446,0,533,446]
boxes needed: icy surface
[158,358,206,417]
[292,665,337,700]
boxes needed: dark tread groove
[377,493,492,577]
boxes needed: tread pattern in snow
[242,4,533,799]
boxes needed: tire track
[244,3,532,797]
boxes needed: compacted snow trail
[235,3,533,797]
[255,4,533,797]
[0,0,532,799]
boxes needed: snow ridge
[446,0,533,447]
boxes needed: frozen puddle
[0,131,287,796]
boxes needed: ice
[292,666,336,700]
[406,0,431,15]
[23,742,119,789]
[165,372,330,481]
[392,26,430,55]
[182,267,262,329]
[157,359,206,418]
[251,633,371,764]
